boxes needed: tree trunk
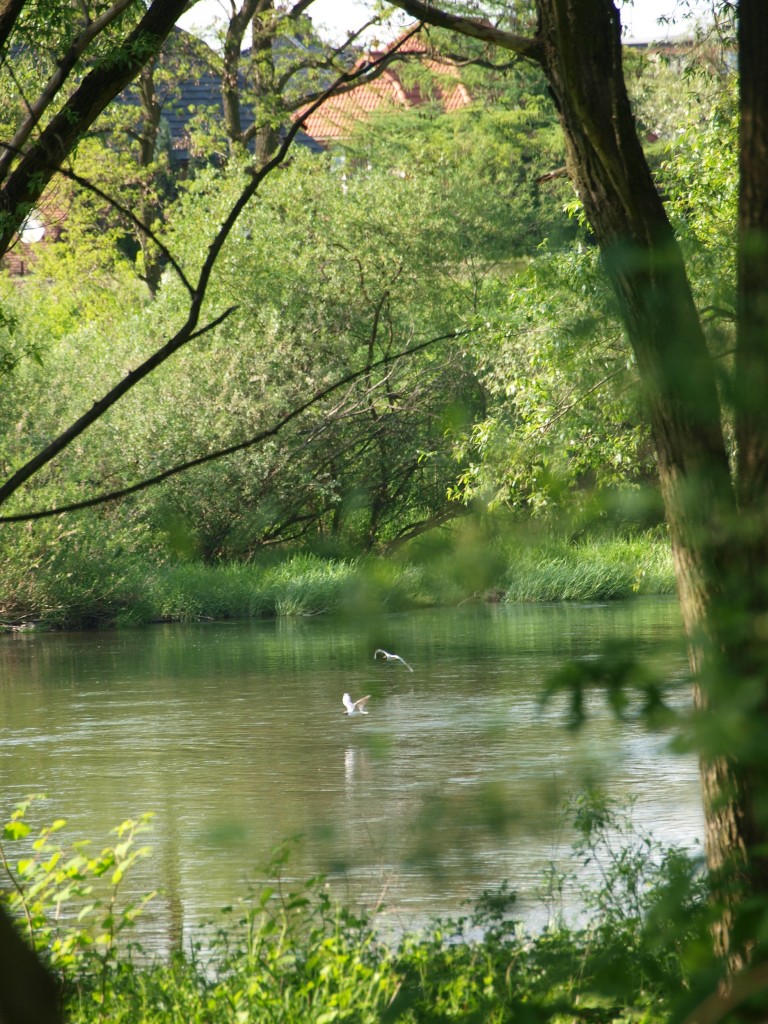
[137,61,164,295]
[736,0,768,506]
[388,0,768,972]
[220,0,261,156]
[251,1,281,166]
[536,0,768,971]
[0,906,61,1024]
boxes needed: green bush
[0,795,155,981]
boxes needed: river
[0,596,703,951]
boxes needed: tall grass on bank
[0,792,716,1024]
[501,534,676,603]
[0,529,676,630]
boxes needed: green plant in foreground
[565,791,713,1000]
[0,794,714,1023]
[0,795,156,980]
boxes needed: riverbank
[0,529,675,631]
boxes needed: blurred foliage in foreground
[0,791,720,1023]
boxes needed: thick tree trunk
[0,905,61,1024]
[388,0,768,969]
[391,0,768,970]
[736,0,768,505]
[535,0,767,970]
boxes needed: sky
[177,1,713,47]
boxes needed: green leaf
[3,821,30,840]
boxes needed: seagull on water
[374,648,414,672]
[342,692,371,716]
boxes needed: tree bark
[251,1,281,165]
[136,60,164,295]
[0,906,62,1024]
[221,0,261,151]
[736,0,768,507]
[532,2,759,963]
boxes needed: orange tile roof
[294,27,472,146]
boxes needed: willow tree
[390,0,768,978]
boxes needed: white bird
[342,692,371,716]
[374,648,413,672]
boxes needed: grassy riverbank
[0,527,675,630]
[2,792,717,1024]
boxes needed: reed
[501,534,676,603]
[0,530,675,628]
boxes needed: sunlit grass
[501,534,676,603]
[0,529,675,628]
[143,532,675,623]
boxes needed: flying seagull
[342,692,371,716]
[374,648,414,672]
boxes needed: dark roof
[110,23,335,165]
[118,63,324,166]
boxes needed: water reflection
[0,598,702,950]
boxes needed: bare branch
[537,165,568,183]
[287,0,316,18]
[55,160,195,295]
[0,306,238,509]
[381,505,467,554]
[266,22,424,127]
[539,364,628,434]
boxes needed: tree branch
[0,44,408,510]
[0,141,194,293]
[385,0,543,62]
[0,0,190,258]
[275,21,424,117]
[0,329,469,522]
[380,504,467,555]
[0,0,136,182]
[0,0,25,52]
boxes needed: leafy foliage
[0,524,673,628]
[0,794,713,1023]
[451,246,652,512]
[0,796,155,975]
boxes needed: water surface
[0,598,703,949]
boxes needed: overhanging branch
[0,329,470,522]
[385,1,543,62]
[0,40,410,511]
